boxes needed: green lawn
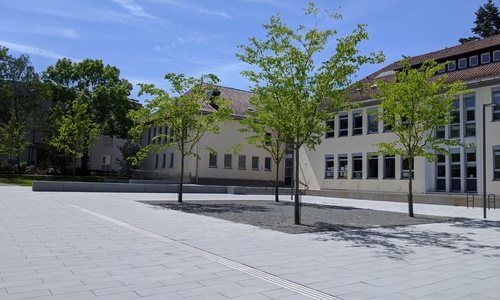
[0,175,104,187]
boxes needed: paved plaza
[1,185,499,300]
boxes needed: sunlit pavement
[1,186,499,300]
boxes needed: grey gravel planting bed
[141,200,466,234]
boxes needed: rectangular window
[352,154,363,179]
[209,153,217,168]
[494,149,500,180]
[238,155,246,170]
[384,156,395,179]
[339,114,348,137]
[458,58,467,69]
[338,154,348,178]
[367,155,378,179]
[451,152,461,191]
[224,154,232,169]
[169,153,174,168]
[493,91,500,121]
[352,112,363,135]
[466,152,477,192]
[401,158,414,179]
[147,129,151,145]
[367,114,378,134]
[101,154,111,171]
[469,56,478,67]
[251,156,259,170]
[436,126,445,139]
[465,97,475,137]
[436,154,446,191]
[493,50,500,61]
[154,154,159,168]
[448,60,456,71]
[450,100,460,138]
[325,119,335,138]
[481,52,491,64]
[264,157,272,171]
[162,153,166,168]
[325,155,334,178]
[265,133,272,146]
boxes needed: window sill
[209,166,217,168]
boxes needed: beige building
[139,36,500,205]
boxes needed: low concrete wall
[304,189,479,207]
[32,181,236,194]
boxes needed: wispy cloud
[152,0,232,18]
[35,27,80,39]
[197,8,231,19]
[110,0,154,18]
[0,40,78,61]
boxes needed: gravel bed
[141,200,465,234]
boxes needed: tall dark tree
[0,46,46,173]
[459,0,500,43]
[43,58,137,173]
[116,140,142,178]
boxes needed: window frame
[464,96,476,137]
[481,52,491,64]
[401,158,414,179]
[264,157,272,171]
[352,154,363,179]
[469,55,478,67]
[447,60,456,71]
[224,153,232,169]
[458,58,467,69]
[367,154,379,179]
[493,50,500,62]
[162,153,166,168]
[338,114,348,137]
[209,152,217,168]
[238,155,246,170]
[449,100,461,138]
[494,147,500,180]
[325,155,334,179]
[367,111,378,134]
[338,154,348,178]
[325,118,335,138]
[169,153,174,168]
[384,155,395,179]
[352,111,363,135]
[251,156,259,171]
[493,90,500,121]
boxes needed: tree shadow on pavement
[315,220,500,261]
[141,201,271,214]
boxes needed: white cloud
[197,8,231,19]
[0,40,78,61]
[152,0,231,18]
[110,0,155,18]
[36,27,80,39]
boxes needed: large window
[224,154,232,169]
[464,97,475,137]
[339,114,348,136]
[436,126,445,139]
[325,155,334,178]
[493,91,500,121]
[338,154,348,178]
[169,153,174,168]
[326,119,335,138]
[466,152,477,192]
[367,155,378,179]
[450,100,460,138]
[384,156,395,178]
[352,112,363,135]
[238,155,246,170]
[401,158,414,179]
[451,153,461,191]
[252,156,259,170]
[352,154,363,179]
[367,113,378,134]
[154,154,158,168]
[264,157,272,171]
[101,155,111,171]
[162,153,166,168]
[495,149,500,180]
[436,154,446,191]
[209,153,217,168]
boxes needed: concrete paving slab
[1,186,499,300]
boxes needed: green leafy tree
[459,0,500,43]
[49,93,100,176]
[43,58,137,173]
[237,3,384,224]
[237,103,287,202]
[370,58,467,217]
[129,73,234,202]
[0,46,46,152]
[116,140,142,178]
[0,110,32,174]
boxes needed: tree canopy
[459,0,500,43]
[237,3,385,224]
[370,58,467,217]
[129,73,234,202]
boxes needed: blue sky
[0,0,491,101]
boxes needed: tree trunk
[73,157,77,177]
[294,148,300,225]
[408,158,414,217]
[178,153,184,203]
[17,156,21,175]
[275,160,280,202]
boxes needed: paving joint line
[70,204,342,300]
